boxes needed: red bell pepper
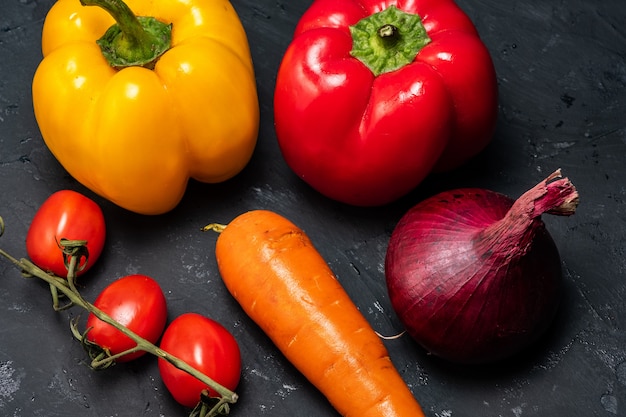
[274,0,498,206]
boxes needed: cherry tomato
[26,189,106,278]
[158,313,241,408]
[86,274,168,362]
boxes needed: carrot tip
[201,223,227,233]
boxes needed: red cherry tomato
[26,190,106,278]
[158,313,241,408]
[86,274,168,363]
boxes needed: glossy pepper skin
[32,0,259,215]
[274,0,498,206]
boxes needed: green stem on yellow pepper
[0,217,238,417]
[81,0,172,69]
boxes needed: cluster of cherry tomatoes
[25,190,241,410]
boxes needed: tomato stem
[0,222,238,415]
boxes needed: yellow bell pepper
[32,0,259,214]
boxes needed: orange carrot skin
[215,210,425,417]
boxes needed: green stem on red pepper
[80,0,172,69]
[349,5,431,76]
[0,217,237,417]
[377,24,400,44]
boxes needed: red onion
[385,169,579,364]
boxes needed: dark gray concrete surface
[1,0,625,416]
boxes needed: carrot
[211,210,426,417]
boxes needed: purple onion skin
[385,171,578,364]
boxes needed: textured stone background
[1,0,624,416]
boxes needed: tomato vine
[0,216,238,417]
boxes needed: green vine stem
[0,217,237,417]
